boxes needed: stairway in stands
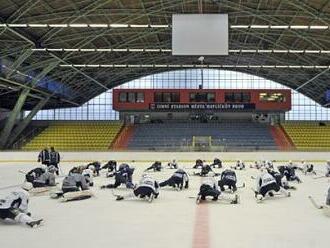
[112,124,135,150]
[269,125,295,150]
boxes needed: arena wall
[0,151,329,163]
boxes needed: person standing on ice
[254,169,290,201]
[100,163,135,189]
[49,147,60,175]
[0,190,43,228]
[116,174,159,202]
[159,168,189,190]
[38,147,50,167]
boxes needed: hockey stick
[18,170,27,175]
[111,189,122,198]
[308,196,323,209]
[313,176,326,180]
[0,184,23,191]
[237,183,245,188]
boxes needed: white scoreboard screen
[172,14,229,56]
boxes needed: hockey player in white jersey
[300,160,316,175]
[232,160,245,170]
[82,166,94,187]
[167,159,178,169]
[255,169,290,201]
[0,190,43,228]
[116,174,159,202]
[326,161,330,177]
[326,187,330,206]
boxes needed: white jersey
[326,163,330,173]
[0,190,29,212]
[256,173,276,191]
[202,178,219,191]
[139,177,159,194]
[236,161,245,169]
[82,168,94,183]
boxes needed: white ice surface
[0,157,329,248]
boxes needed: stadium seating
[127,121,277,151]
[281,122,330,150]
[22,121,123,151]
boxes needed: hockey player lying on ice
[0,190,43,228]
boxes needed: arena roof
[0,0,329,110]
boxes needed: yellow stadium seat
[22,121,123,151]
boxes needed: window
[190,92,215,102]
[27,69,330,121]
[137,92,144,103]
[154,92,180,102]
[118,92,144,103]
[259,93,285,102]
[225,92,251,102]
[119,92,127,102]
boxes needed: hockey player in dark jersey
[100,163,135,189]
[194,163,217,177]
[196,178,239,204]
[218,169,237,192]
[49,147,60,175]
[210,158,222,168]
[193,159,204,169]
[145,161,162,172]
[38,147,50,166]
[278,162,302,183]
[159,169,189,190]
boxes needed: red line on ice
[192,202,210,248]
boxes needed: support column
[0,61,59,149]
[0,88,30,148]
[6,96,50,148]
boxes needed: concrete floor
[0,153,329,248]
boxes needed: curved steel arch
[0,0,329,110]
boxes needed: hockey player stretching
[116,175,159,203]
[0,190,43,228]
[326,161,330,177]
[218,169,237,192]
[159,169,189,190]
[101,163,135,189]
[196,178,238,204]
[255,170,290,201]
[25,166,57,188]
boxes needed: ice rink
[0,151,329,248]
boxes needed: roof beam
[295,67,330,91]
